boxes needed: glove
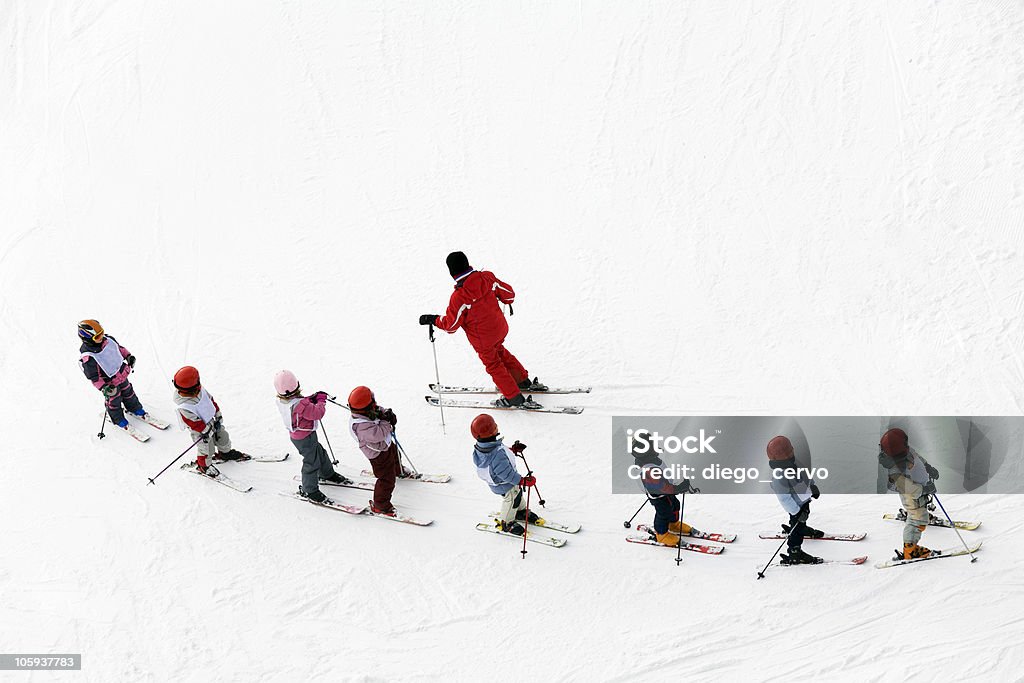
[519,475,536,488]
[419,314,439,326]
[380,408,397,426]
[510,441,527,455]
[923,480,936,495]
[672,479,692,495]
[212,416,223,432]
[878,452,895,469]
[126,354,136,369]
[810,483,820,499]
[101,384,117,398]
[925,463,940,481]
[308,391,327,405]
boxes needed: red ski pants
[474,338,528,398]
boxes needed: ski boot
[515,509,541,524]
[669,521,693,536]
[369,499,397,517]
[216,449,250,462]
[196,462,220,478]
[500,520,527,536]
[492,393,543,410]
[902,542,932,560]
[397,467,417,480]
[517,377,549,392]
[299,487,331,504]
[804,526,825,539]
[322,472,353,486]
[655,531,683,546]
[780,547,823,565]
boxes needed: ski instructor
[419,251,546,408]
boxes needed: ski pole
[392,433,419,475]
[756,519,801,579]
[428,324,447,434]
[623,497,650,529]
[97,412,108,440]
[510,441,545,507]
[147,437,204,485]
[931,493,978,563]
[675,491,686,566]
[521,476,533,560]
[320,422,339,466]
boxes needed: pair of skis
[302,471,452,492]
[285,492,433,526]
[475,514,581,548]
[108,412,172,442]
[426,384,590,415]
[180,453,290,493]
[625,524,736,555]
[290,471,451,526]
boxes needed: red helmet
[348,386,375,411]
[880,428,909,458]
[173,366,201,392]
[471,413,499,439]
[766,435,794,461]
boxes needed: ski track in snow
[3,1,1024,680]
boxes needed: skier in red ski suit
[419,251,545,408]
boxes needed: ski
[766,556,868,568]
[475,522,566,547]
[638,524,734,543]
[430,384,592,395]
[130,412,170,430]
[363,469,451,484]
[875,542,982,569]
[281,492,366,515]
[425,396,584,415]
[363,509,433,526]
[293,475,375,491]
[883,512,980,531]
[489,513,581,534]
[625,534,724,554]
[116,422,150,442]
[214,453,289,464]
[759,531,866,542]
[180,462,252,492]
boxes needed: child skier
[172,366,247,477]
[879,427,940,559]
[274,370,350,503]
[78,319,160,439]
[471,413,538,535]
[419,251,546,408]
[631,431,699,546]
[766,435,824,565]
[347,385,409,516]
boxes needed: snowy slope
[2,2,1024,681]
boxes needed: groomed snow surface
[3,2,1024,681]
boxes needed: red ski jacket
[435,270,515,349]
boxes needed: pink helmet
[274,370,300,397]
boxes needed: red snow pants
[474,337,528,398]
